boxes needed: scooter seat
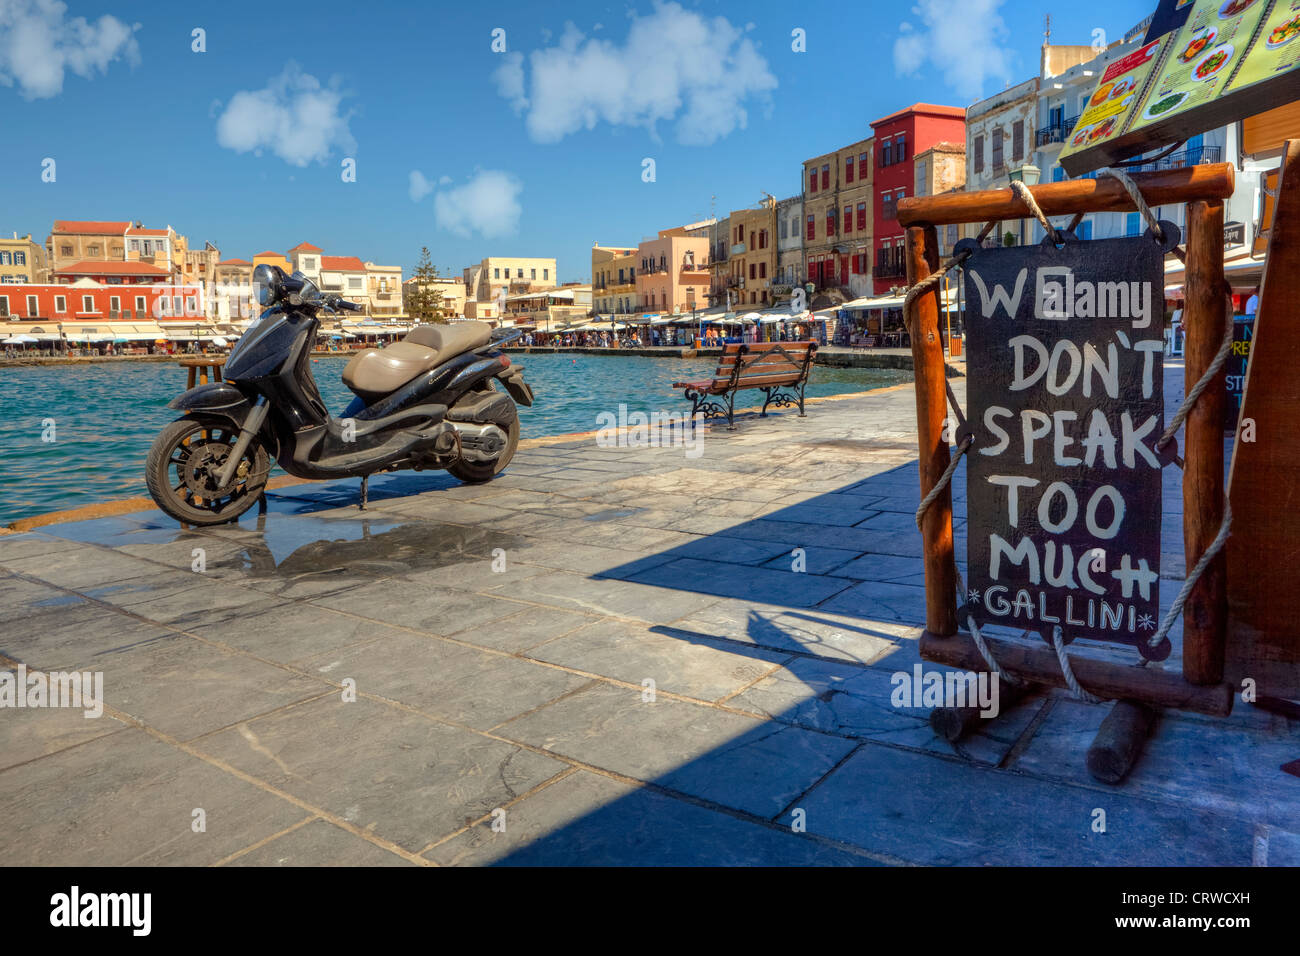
[341,321,493,403]
[404,321,492,358]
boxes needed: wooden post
[906,224,957,636]
[929,680,1040,742]
[1182,200,1228,685]
[1086,700,1157,784]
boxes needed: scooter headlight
[253,264,281,307]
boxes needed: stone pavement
[1,374,1296,866]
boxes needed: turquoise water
[0,353,910,524]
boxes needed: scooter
[144,265,534,526]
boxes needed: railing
[1036,115,1080,147]
[1120,145,1221,173]
[875,251,907,279]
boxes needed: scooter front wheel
[145,417,270,525]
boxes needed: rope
[915,435,971,531]
[1157,296,1235,453]
[1107,167,1166,243]
[1009,180,1061,243]
[1051,627,1102,703]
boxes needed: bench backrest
[711,341,816,390]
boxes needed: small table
[179,355,226,389]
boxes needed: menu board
[1061,0,1300,175]
[1064,39,1167,156]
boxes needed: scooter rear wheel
[146,417,270,525]
[447,414,519,484]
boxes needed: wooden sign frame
[896,165,1236,716]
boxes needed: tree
[406,246,446,322]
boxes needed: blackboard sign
[1225,315,1254,429]
[961,228,1173,659]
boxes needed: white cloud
[492,1,776,146]
[215,63,355,167]
[0,0,139,99]
[409,170,434,202]
[894,0,1015,100]
[434,170,522,240]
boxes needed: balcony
[1036,115,1080,147]
[875,250,907,280]
[1119,145,1222,173]
[679,258,709,273]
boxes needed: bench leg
[760,387,774,418]
[797,380,807,418]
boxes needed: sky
[0,0,1155,282]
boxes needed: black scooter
[145,265,534,526]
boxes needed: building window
[1125,212,1142,237]
[88,244,101,256]
[845,156,855,184]
[821,164,829,190]
[543,268,549,279]
[82,295,94,312]
[843,205,853,234]
[516,269,523,278]
[61,245,73,256]
[779,218,787,240]
[494,268,500,278]
[55,296,66,313]
[809,168,818,192]
[826,209,836,236]
[110,296,120,315]
[759,262,767,279]
[896,133,906,163]
[530,268,536,279]
[882,190,896,221]
[27,295,38,314]
[0,296,7,317]
[882,138,892,166]
[806,215,815,240]
[857,203,867,232]
[992,130,1004,170]
[135,296,146,313]
[973,134,984,174]
[1012,120,1024,162]
[14,251,25,265]
[859,151,869,180]
[0,251,9,265]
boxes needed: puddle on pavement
[203,512,527,579]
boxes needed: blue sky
[0,0,1153,281]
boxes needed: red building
[0,281,205,322]
[869,103,966,295]
[52,260,172,284]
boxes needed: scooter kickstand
[358,474,369,511]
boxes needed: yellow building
[364,262,403,316]
[403,275,466,318]
[725,198,778,307]
[590,244,637,316]
[464,257,557,305]
[0,233,47,283]
[802,136,875,296]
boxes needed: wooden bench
[672,341,817,428]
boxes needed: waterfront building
[503,284,592,331]
[0,280,205,325]
[635,226,710,316]
[365,262,403,317]
[802,136,875,298]
[403,275,466,318]
[725,198,778,307]
[0,233,48,284]
[774,195,803,295]
[213,258,254,320]
[465,257,558,306]
[870,104,966,294]
[125,225,183,280]
[965,76,1039,248]
[52,260,171,284]
[252,250,291,274]
[180,240,220,312]
[45,220,129,277]
[706,215,730,307]
[913,142,968,257]
[590,244,638,317]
